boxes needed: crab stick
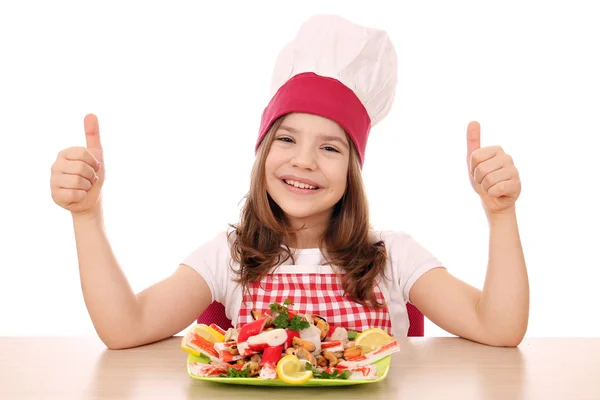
[209,323,227,337]
[189,362,229,377]
[260,345,283,366]
[337,340,400,368]
[237,317,269,343]
[320,340,344,353]
[185,331,219,359]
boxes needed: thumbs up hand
[50,114,105,216]
[466,121,521,215]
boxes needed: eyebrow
[279,125,349,149]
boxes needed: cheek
[264,153,277,176]
[265,149,284,171]
[336,176,348,194]
[264,154,282,192]
[329,163,348,194]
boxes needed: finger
[480,167,516,193]
[84,114,104,163]
[52,173,94,191]
[52,158,98,183]
[488,179,521,198]
[53,188,87,205]
[473,153,511,184]
[466,121,481,168]
[59,147,101,172]
[470,145,504,177]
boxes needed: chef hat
[256,14,398,166]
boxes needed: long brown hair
[228,115,388,307]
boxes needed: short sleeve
[402,235,444,303]
[381,231,444,304]
[180,232,232,304]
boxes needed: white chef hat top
[256,14,398,166]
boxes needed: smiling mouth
[282,179,320,190]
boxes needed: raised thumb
[466,121,481,160]
[84,113,103,163]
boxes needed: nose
[290,143,317,170]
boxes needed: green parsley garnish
[305,362,351,380]
[269,299,310,331]
[219,365,251,378]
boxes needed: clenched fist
[50,114,105,215]
[466,121,522,215]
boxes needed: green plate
[186,353,391,386]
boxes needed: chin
[280,206,325,220]
[269,195,334,223]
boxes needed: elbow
[104,341,132,351]
[494,335,524,348]
[101,337,131,350]
[99,331,141,350]
[485,327,527,348]
[100,330,160,350]
[478,335,523,348]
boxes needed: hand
[466,121,521,215]
[50,114,105,216]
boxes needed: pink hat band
[255,72,372,166]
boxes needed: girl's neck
[290,229,322,249]
[286,214,330,249]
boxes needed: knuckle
[482,175,493,189]
[497,181,507,193]
[77,175,90,189]
[53,158,66,173]
[58,147,69,158]
[475,166,486,183]
[51,172,62,186]
[77,161,89,176]
[62,147,82,160]
[78,147,89,159]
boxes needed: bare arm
[51,114,212,349]
[73,211,211,349]
[410,206,529,347]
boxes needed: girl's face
[265,113,350,225]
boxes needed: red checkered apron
[236,264,393,334]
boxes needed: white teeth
[284,179,317,190]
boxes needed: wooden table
[1,336,598,399]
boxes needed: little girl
[49,15,529,349]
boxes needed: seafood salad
[182,300,401,384]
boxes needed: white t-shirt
[181,230,443,337]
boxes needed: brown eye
[323,146,339,153]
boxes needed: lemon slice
[191,324,225,343]
[276,355,313,384]
[181,329,200,356]
[181,337,200,356]
[181,324,225,356]
[354,328,392,353]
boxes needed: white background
[1,0,598,339]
